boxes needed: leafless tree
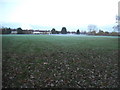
[88,24,97,32]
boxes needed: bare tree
[113,25,120,32]
[115,15,120,32]
[88,24,97,32]
[116,15,120,23]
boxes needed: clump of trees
[0,27,23,34]
[61,27,67,34]
[76,29,80,34]
[0,27,11,34]
[0,27,32,34]
[17,27,23,34]
[51,27,67,34]
[90,30,119,36]
[96,30,104,35]
[87,24,97,35]
[51,28,60,34]
[109,32,119,36]
[51,28,56,34]
[87,24,119,36]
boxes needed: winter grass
[2,35,119,88]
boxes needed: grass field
[2,34,119,88]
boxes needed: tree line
[0,27,23,34]
[51,27,67,34]
[0,26,119,36]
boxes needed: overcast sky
[0,0,119,30]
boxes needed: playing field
[2,34,119,88]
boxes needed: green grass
[2,35,119,88]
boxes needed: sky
[0,0,119,31]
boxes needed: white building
[33,31,41,34]
[11,31,17,34]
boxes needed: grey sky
[0,0,119,31]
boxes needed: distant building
[22,30,33,34]
[33,30,51,34]
[11,30,17,34]
[33,31,41,34]
[11,29,51,34]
